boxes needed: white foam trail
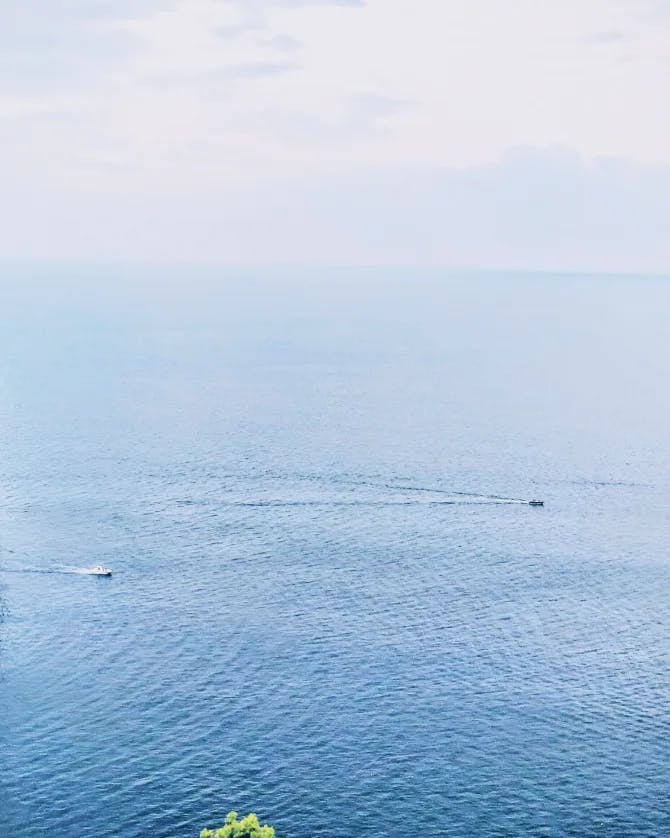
[0,565,111,576]
[61,566,105,575]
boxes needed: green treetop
[200,811,275,838]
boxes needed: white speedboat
[90,565,112,576]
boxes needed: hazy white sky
[2,0,670,269]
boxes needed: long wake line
[0,565,106,575]
[229,498,530,508]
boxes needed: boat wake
[0,564,111,576]
[219,475,541,508]
[231,498,532,508]
[337,478,531,504]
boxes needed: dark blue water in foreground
[1,269,670,837]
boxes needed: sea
[1,267,669,837]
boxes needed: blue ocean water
[1,268,669,837]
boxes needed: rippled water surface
[1,269,670,837]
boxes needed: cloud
[262,34,304,52]
[281,149,670,270]
[216,23,261,40]
[347,94,414,129]
[0,1,165,93]
[230,92,412,146]
[586,30,629,45]
[5,1,164,22]
[244,0,365,6]
[3,147,670,272]
[1,0,670,272]
[197,60,301,83]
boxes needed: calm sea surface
[1,269,669,837]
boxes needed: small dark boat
[528,500,544,507]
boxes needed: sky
[1,0,670,270]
